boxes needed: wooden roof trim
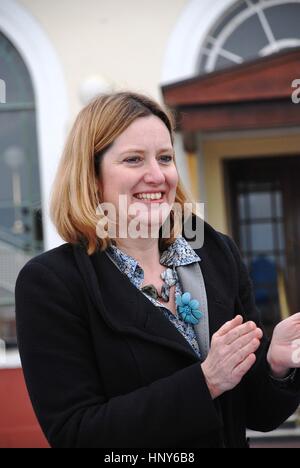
[162,49,300,106]
[178,99,300,132]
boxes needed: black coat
[15,223,300,448]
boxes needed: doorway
[225,156,300,335]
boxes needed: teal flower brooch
[176,292,203,325]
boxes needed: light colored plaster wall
[19,0,188,120]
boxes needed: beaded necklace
[141,266,202,325]
[141,267,177,303]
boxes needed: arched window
[0,32,43,347]
[199,0,300,73]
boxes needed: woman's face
[99,115,178,236]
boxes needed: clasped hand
[202,313,300,399]
[267,312,300,378]
[201,315,263,399]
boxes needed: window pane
[0,32,42,348]
[238,194,247,220]
[0,111,40,203]
[250,223,274,251]
[250,254,280,329]
[265,4,300,41]
[214,55,238,71]
[248,192,272,219]
[274,191,283,218]
[0,206,34,251]
[0,33,34,103]
[239,223,248,251]
[222,15,268,61]
[0,207,14,232]
[210,1,249,39]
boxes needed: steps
[0,241,32,346]
[247,409,300,447]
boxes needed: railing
[0,199,43,253]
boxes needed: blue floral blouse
[106,236,202,358]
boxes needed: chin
[127,214,163,239]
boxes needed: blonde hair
[50,91,196,255]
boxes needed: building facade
[0,0,299,446]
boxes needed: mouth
[133,191,166,203]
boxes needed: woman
[16,92,300,448]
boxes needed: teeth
[135,192,162,200]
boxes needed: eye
[159,155,173,163]
[124,156,142,164]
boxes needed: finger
[216,315,244,338]
[224,321,257,346]
[229,338,261,368]
[230,329,263,355]
[290,312,300,322]
[232,353,257,381]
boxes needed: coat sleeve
[224,236,300,432]
[16,260,221,448]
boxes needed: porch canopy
[162,48,300,134]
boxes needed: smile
[133,192,164,201]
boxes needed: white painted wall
[19,0,188,116]
[3,0,236,249]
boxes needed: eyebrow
[120,147,174,155]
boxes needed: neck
[114,236,161,271]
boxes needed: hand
[201,315,263,399]
[267,312,300,378]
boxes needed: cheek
[168,168,179,191]
[101,170,134,205]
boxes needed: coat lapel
[73,237,234,363]
[194,246,234,337]
[176,262,210,359]
[74,245,200,362]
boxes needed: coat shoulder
[25,242,75,267]
[16,243,83,292]
[197,220,238,261]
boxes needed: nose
[143,159,166,185]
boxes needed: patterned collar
[105,236,201,289]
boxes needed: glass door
[225,156,300,337]
[0,32,43,348]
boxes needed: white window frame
[162,0,237,84]
[0,0,68,250]
[162,0,300,83]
